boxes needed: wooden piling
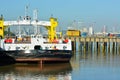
[68,36,120,54]
[96,42,99,53]
[74,38,76,52]
[88,42,92,53]
[91,42,94,53]
[105,42,107,53]
[83,38,86,53]
[102,43,104,53]
[108,42,110,53]
[119,43,120,54]
[98,43,100,53]
[112,42,115,53]
[94,42,96,53]
[116,42,117,54]
[72,41,76,51]
[78,38,82,52]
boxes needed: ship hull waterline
[3,50,72,63]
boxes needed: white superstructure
[1,35,72,51]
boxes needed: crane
[0,15,58,41]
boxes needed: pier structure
[69,36,120,54]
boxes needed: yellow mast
[0,15,4,39]
[46,17,58,41]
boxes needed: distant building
[88,27,94,36]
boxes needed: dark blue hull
[3,50,73,63]
[0,51,15,65]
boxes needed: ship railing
[4,36,31,44]
[43,40,70,44]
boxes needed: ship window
[31,36,35,38]
[33,36,35,38]
[37,36,41,38]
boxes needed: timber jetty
[68,36,120,53]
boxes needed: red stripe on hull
[15,58,70,63]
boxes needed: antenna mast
[33,9,39,34]
[25,5,29,17]
[33,9,38,21]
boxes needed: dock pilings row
[69,37,120,54]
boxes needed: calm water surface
[0,51,120,80]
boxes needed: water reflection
[1,45,120,80]
[70,49,120,80]
[0,63,72,80]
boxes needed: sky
[0,0,120,32]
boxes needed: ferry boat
[0,13,72,63]
[1,35,72,63]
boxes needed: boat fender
[63,46,67,50]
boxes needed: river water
[1,50,120,80]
